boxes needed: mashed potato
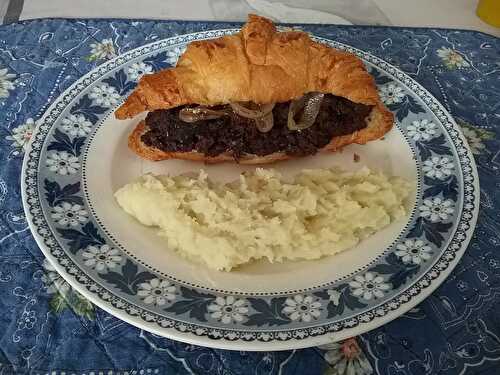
[115,167,412,271]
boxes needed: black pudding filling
[142,94,372,158]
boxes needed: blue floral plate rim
[21,28,479,350]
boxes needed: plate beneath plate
[22,29,479,350]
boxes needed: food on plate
[115,14,393,164]
[115,167,411,271]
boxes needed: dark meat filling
[142,94,372,158]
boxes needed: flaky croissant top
[115,15,385,119]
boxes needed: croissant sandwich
[115,15,393,164]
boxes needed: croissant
[116,14,393,164]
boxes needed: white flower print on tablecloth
[282,294,322,322]
[89,83,120,107]
[61,114,92,137]
[46,151,80,175]
[0,67,16,98]
[319,338,373,375]
[128,62,153,81]
[82,244,123,272]
[17,311,37,330]
[166,45,186,66]
[207,296,249,324]
[137,278,176,306]
[379,83,405,105]
[437,47,470,69]
[419,198,455,222]
[42,258,70,296]
[457,280,469,292]
[406,119,437,141]
[422,156,454,179]
[88,38,116,61]
[395,239,433,265]
[41,259,95,319]
[462,127,485,154]
[51,202,88,226]
[349,272,390,301]
[5,118,36,155]
[459,121,494,155]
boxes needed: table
[0,17,499,375]
[1,0,500,37]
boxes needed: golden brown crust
[115,14,382,119]
[120,14,394,164]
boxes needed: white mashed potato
[115,167,412,271]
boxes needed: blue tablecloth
[0,18,499,375]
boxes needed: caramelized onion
[179,106,229,123]
[254,111,274,133]
[230,102,275,119]
[180,102,276,133]
[287,93,324,131]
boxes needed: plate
[22,29,479,351]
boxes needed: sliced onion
[230,102,275,119]
[179,106,229,123]
[254,111,274,133]
[287,93,324,131]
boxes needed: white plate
[22,29,479,351]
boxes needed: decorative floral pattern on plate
[127,61,153,81]
[282,294,322,322]
[165,45,187,66]
[406,119,437,141]
[349,273,390,301]
[422,156,455,179]
[379,83,405,105]
[61,114,93,137]
[89,83,120,107]
[137,278,177,306]
[419,197,455,222]
[395,239,433,265]
[208,296,249,324]
[21,29,478,348]
[82,244,123,272]
[50,202,88,226]
[46,151,81,175]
